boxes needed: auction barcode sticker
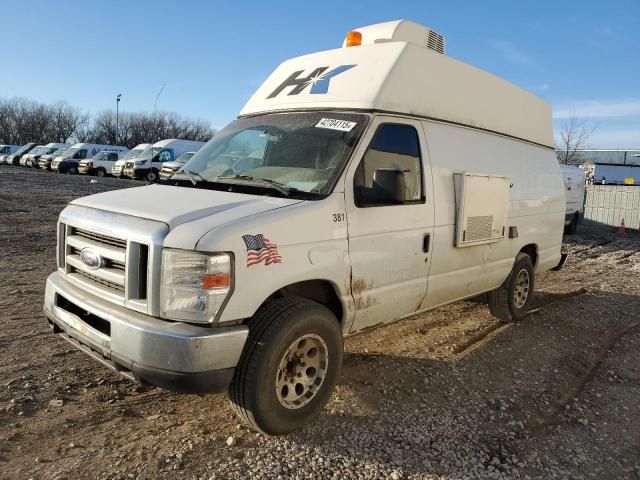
[315,118,357,132]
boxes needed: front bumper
[54,161,77,173]
[78,165,94,175]
[44,272,248,393]
[123,167,148,179]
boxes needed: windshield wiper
[179,170,209,186]
[216,174,296,196]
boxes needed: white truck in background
[560,165,586,234]
[44,20,565,435]
[122,139,206,182]
[79,150,129,176]
[22,143,70,167]
[52,143,128,174]
[0,144,21,163]
[111,144,153,177]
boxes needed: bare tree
[556,114,596,165]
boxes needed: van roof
[240,20,553,148]
[152,139,206,148]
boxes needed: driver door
[345,117,434,332]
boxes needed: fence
[583,185,640,229]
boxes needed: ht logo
[267,64,356,99]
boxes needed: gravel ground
[1,165,639,480]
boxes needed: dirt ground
[1,166,639,480]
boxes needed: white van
[560,165,586,234]
[78,149,130,176]
[122,139,206,182]
[0,145,21,163]
[22,143,70,167]
[52,143,128,174]
[44,20,565,435]
[111,144,153,177]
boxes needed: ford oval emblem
[80,248,104,270]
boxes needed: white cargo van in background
[44,20,565,435]
[560,165,586,234]
[22,143,70,167]
[78,149,129,176]
[122,139,206,182]
[52,143,128,174]
[0,145,21,163]
[111,143,153,177]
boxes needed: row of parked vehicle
[0,139,205,182]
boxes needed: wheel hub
[275,334,328,409]
[513,268,530,309]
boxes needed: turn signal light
[202,273,230,289]
[345,30,362,47]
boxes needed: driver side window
[354,123,424,207]
[158,150,173,162]
[75,149,88,159]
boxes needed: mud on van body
[44,20,565,435]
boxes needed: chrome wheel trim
[513,268,530,309]
[275,333,328,410]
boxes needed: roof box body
[241,21,553,148]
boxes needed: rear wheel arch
[519,243,538,269]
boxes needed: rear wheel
[96,168,107,177]
[565,213,579,235]
[229,297,343,435]
[68,166,78,175]
[488,252,534,322]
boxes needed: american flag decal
[242,234,282,267]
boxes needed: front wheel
[487,252,534,322]
[96,168,107,177]
[68,166,78,175]
[145,169,158,182]
[229,297,343,435]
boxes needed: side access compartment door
[344,117,435,332]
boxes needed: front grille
[62,226,149,306]
[71,268,125,294]
[74,228,127,249]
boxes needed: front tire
[229,297,343,435]
[488,252,534,322]
[145,169,158,182]
[96,168,107,177]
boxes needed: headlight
[160,249,232,324]
[135,160,147,165]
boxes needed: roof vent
[426,30,445,54]
[343,20,446,55]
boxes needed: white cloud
[553,99,640,119]
[489,40,536,68]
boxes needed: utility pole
[116,93,122,144]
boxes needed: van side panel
[420,121,564,309]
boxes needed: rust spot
[351,278,378,310]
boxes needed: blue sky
[1,0,638,147]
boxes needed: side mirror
[356,168,406,206]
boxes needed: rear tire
[488,252,534,322]
[565,213,579,235]
[229,297,343,435]
[69,166,78,175]
[96,168,107,177]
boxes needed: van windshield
[49,148,67,157]
[121,149,145,160]
[180,112,368,196]
[91,152,110,161]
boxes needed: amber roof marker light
[345,30,362,47]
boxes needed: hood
[70,184,303,230]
